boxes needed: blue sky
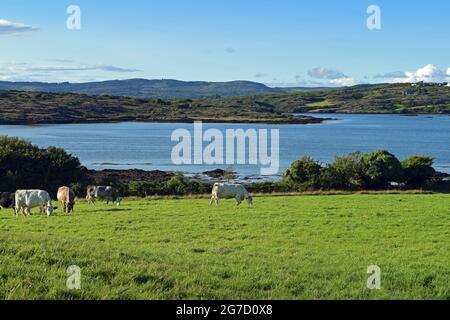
[1,0,449,86]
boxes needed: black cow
[0,192,15,211]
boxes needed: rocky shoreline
[87,169,175,183]
[85,168,268,184]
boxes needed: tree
[401,156,435,186]
[320,152,364,190]
[284,156,322,184]
[360,150,402,188]
[0,136,85,194]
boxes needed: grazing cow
[57,186,75,214]
[15,190,55,217]
[0,192,15,212]
[86,186,122,206]
[209,183,253,206]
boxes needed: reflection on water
[1,114,449,178]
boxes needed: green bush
[247,181,293,194]
[360,150,403,189]
[284,156,322,185]
[128,181,167,197]
[70,182,89,197]
[320,152,364,190]
[401,156,435,186]
[0,136,85,195]
[128,176,210,197]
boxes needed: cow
[57,186,75,214]
[15,190,55,217]
[0,192,15,212]
[86,186,122,206]
[209,183,253,206]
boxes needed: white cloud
[376,64,450,83]
[329,77,359,86]
[306,67,359,87]
[0,19,38,35]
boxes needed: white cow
[15,190,54,217]
[209,183,253,206]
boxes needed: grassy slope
[209,83,450,114]
[0,194,449,300]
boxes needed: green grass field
[0,194,449,300]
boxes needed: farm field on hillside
[0,194,449,300]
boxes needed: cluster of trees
[283,150,436,190]
[0,136,85,194]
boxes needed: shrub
[401,156,435,186]
[0,136,85,195]
[70,182,89,197]
[128,176,210,197]
[320,152,364,190]
[360,150,403,188]
[284,156,322,185]
[165,176,209,195]
[247,181,292,194]
[128,181,167,197]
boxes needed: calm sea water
[1,114,449,178]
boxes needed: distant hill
[0,79,285,99]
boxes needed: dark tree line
[0,136,85,196]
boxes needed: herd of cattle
[0,185,123,217]
[0,183,253,217]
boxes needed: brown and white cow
[57,186,75,214]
